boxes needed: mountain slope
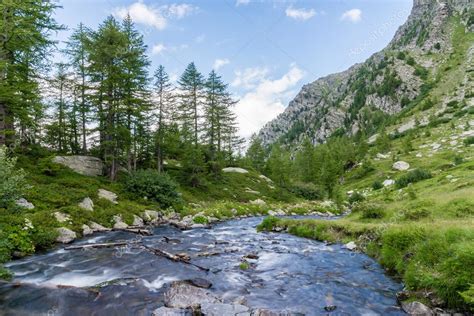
[259,0,473,147]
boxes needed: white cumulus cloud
[213,58,230,70]
[341,8,362,23]
[232,67,269,90]
[113,2,197,30]
[285,6,316,21]
[233,65,305,139]
[151,43,166,55]
[236,0,250,6]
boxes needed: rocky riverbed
[0,216,404,315]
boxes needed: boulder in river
[78,197,94,211]
[401,301,433,315]
[132,215,144,226]
[142,210,161,224]
[89,221,110,232]
[200,302,250,316]
[343,241,357,251]
[113,215,128,229]
[98,189,118,204]
[152,307,191,316]
[184,278,212,289]
[56,227,76,244]
[164,281,221,309]
[82,224,93,236]
[53,155,103,176]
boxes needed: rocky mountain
[258,0,474,147]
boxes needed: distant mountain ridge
[258,0,474,147]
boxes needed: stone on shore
[98,189,118,204]
[56,227,76,244]
[78,197,94,211]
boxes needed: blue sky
[53,0,412,138]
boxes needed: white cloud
[285,6,316,21]
[341,8,362,23]
[236,0,250,6]
[213,58,230,70]
[151,43,166,55]
[233,64,305,139]
[231,67,269,90]
[113,2,197,30]
[195,34,206,43]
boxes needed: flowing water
[0,217,404,315]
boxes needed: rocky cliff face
[258,0,473,147]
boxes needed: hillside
[259,0,473,147]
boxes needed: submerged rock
[56,227,76,244]
[164,281,221,309]
[200,302,250,316]
[98,189,118,204]
[184,278,212,289]
[152,307,191,316]
[78,197,94,211]
[401,301,433,315]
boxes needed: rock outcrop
[53,156,103,176]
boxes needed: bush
[464,136,474,146]
[348,192,365,204]
[401,208,430,220]
[193,215,208,224]
[0,146,29,208]
[124,169,181,208]
[353,202,385,219]
[38,158,63,176]
[288,182,324,200]
[372,181,383,190]
[396,169,432,188]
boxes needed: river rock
[392,161,410,171]
[89,221,110,232]
[113,215,128,229]
[164,281,221,309]
[200,302,250,316]
[401,301,433,315]
[53,155,103,176]
[78,197,94,211]
[54,212,71,223]
[56,227,76,244]
[132,215,144,226]
[222,167,248,174]
[152,307,191,316]
[259,174,273,183]
[250,199,266,205]
[251,309,295,316]
[82,224,93,236]
[383,179,395,187]
[142,210,161,224]
[184,278,212,289]
[98,189,118,204]
[343,241,357,251]
[15,198,34,210]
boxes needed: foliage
[353,202,385,219]
[464,136,474,146]
[124,169,181,208]
[288,182,324,200]
[372,180,383,190]
[395,169,432,188]
[0,147,29,208]
[348,192,365,204]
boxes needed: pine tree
[178,62,204,147]
[65,23,91,153]
[153,65,175,172]
[246,134,266,172]
[0,0,62,146]
[294,137,316,183]
[266,144,291,187]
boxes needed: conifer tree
[246,134,266,172]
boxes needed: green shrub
[0,146,29,208]
[372,181,383,190]
[353,202,385,219]
[288,182,324,200]
[397,51,406,60]
[257,216,280,232]
[0,266,12,281]
[38,158,63,176]
[193,215,208,224]
[406,56,416,66]
[464,136,474,146]
[124,169,181,208]
[396,169,432,188]
[401,208,430,220]
[348,192,365,204]
[444,199,474,218]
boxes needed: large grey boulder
[142,210,161,224]
[98,189,118,204]
[53,156,103,176]
[78,197,94,211]
[401,301,433,315]
[56,227,76,244]
[152,307,191,316]
[132,215,144,226]
[113,215,128,229]
[15,198,34,210]
[392,161,410,171]
[82,224,93,236]
[222,167,248,174]
[164,281,221,309]
[89,221,110,232]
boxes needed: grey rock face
[15,198,34,210]
[200,302,250,316]
[163,281,221,309]
[56,227,76,244]
[98,189,118,204]
[401,301,433,315]
[53,156,103,176]
[152,307,191,316]
[78,197,94,211]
